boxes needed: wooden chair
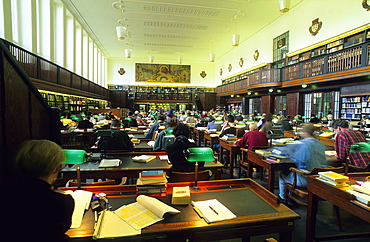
[284,166,345,231]
[168,170,212,182]
[239,146,270,178]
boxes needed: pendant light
[278,0,291,13]
[209,40,215,62]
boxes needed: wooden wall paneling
[40,59,57,83]
[286,92,304,118]
[261,95,272,114]
[81,78,89,92]
[71,74,81,90]
[59,68,71,87]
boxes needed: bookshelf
[341,96,362,120]
[361,96,370,115]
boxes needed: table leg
[306,191,319,242]
[229,150,234,178]
[267,169,274,192]
[247,159,253,178]
[279,231,292,242]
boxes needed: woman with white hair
[3,139,74,241]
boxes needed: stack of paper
[132,155,157,163]
[64,190,93,228]
[191,199,236,223]
[99,159,121,167]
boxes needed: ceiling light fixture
[210,40,215,62]
[278,0,291,13]
[302,84,308,88]
[112,1,127,41]
[178,57,182,64]
[125,48,132,58]
[149,56,154,63]
[231,12,244,47]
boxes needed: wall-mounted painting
[135,63,191,83]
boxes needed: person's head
[167,121,176,128]
[14,140,65,184]
[85,116,91,120]
[157,115,165,122]
[327,114,333,120]
[332,119,349,131]
[300,123,316,138]
[265,113,273,122]
[249,122,258,130]
[127,111,133,116]
[226,115,235,123]
[173,123,191,138]
[111,119,121,128]
[236,116,243,122]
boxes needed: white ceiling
[63,0,303,63]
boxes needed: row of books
[316,171,349,188]
[136,170,167,197]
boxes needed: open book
[99,159,121,167]
[93,195,180,239]
[114,195,180,230]
[191,199,236,223]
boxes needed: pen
[94,211,98,229]
[191,201,204,218]
[209,206,218,215]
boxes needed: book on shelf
[191,199,236,223]
[132,155,157,163]
[93,195,180,239]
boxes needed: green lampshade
[164,129,175,138]
[348,142,370,153]
[63,149,86,164]
[184,147,215,162]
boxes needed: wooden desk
[318,136,335,147]
[306,173,370,242]
[61,156,224,182]
[193,128,205,146]
[203,132,219,148]
[134,141,153,151]
[219,138,241,178]
[64,179,300,242]
[247,150,295,192]
[61,157,171,182]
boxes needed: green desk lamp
[164,129,175,138]
[184,147,215,191]
[346,142,370,174]
[63,149,87,189]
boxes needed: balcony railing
[2,39,110,99]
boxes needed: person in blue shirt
[277,123,328,201]
[153,121,176,151]
[207,116,217,130]
[145,115,165,139]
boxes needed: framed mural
[135,63,191,83]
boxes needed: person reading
[98,119,134,152]
[2,139,75,242]
[277,124,327,202]
[235,122,268,150]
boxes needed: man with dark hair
[153,121,176,151]
[126,111,138,128]
[98,119,134,151]
[77,116,94,129]
[332,119,370,167]
[145,115,166,139]
[166,123,204,172]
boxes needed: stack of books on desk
[349,182,370,206]
[317,171,349,188]
[222,134,237,141]
[136,170,167,197]
[266,155,291,163]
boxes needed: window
[273,31,289,65]
[36,0,51,59]
[54,2,64,66]
[75,23,82,75]
[0,0,4,38]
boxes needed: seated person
[278,124,327,201]
[213,114,236,151]
[145,115,165,139]
[126,111,138,128]
[309,114,321,124]
[166,123,204,172]
[333,119,370,167]
[279,115,293,131]
[207,116,217,130]
[2,140,74,241]
[98,119,134,151]
[135,113,146,126]
[76,115,94,129]
[260,113,273,135]
[235,123,268,150]
[153,121,176,151]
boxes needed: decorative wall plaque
[309,18,323,36]
[239,58,244,67]
[118,68,126,75]
[220,68,223,76]
[200,71,207,78]
[253,50,259,61]
[363,0,370,11]
[228,64,232,72]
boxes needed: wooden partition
[0,40,59,185]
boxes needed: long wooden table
[246,150,295,192]
[61,156,224,182]
[203,132,219,148]
[306,173,370,242]
[219,138,241,178]
[193,128,205,146]
[64,179,300,242]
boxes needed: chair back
[169,170,212,182]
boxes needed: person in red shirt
[235,122,268,150]
[333,119,370,167]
